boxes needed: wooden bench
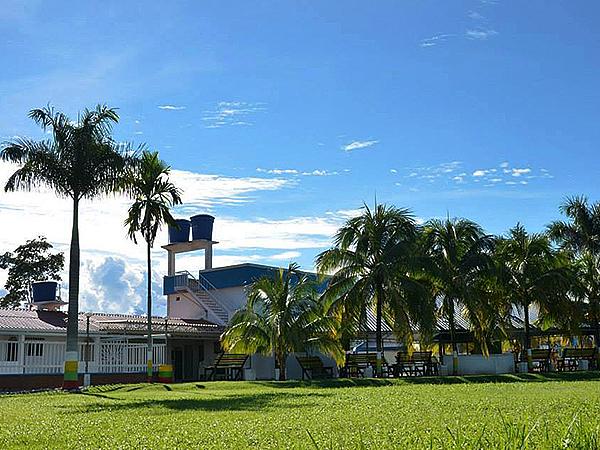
[394,351,438,377]
[518,349,551,372]
[556,348,597,372]
[296,356,334,380]
[204,353,248,381]
[344,353,389,378]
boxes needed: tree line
[223,200,600,379]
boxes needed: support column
[167,251,176,276]
[205,244,213,270]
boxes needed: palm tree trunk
[448,299,458,375]
[524,302,532,372]
[146,239,153,382]
[63,197,80,390]
[278,352,286,381]
[523,302,531,350]
[375,286,383,377]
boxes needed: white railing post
[18,335,25,374]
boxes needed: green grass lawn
[2,373,600,449]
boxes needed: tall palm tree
[221,263,342,381]
[496,224,569,361]
[316,203,435,376]
[1,105,133,389]
[421,218,495,372]
[124,150,182,382]
[548,196,600,351]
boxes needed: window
[1,340,18,362]
[26,342,44,357]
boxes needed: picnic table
[296,356,334,380]
[556,347,597,371]
[518,349,551,372]
[394,351,438,377]
[204,353,248,381]
[343,353,389,378]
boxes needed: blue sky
[1,1,599,314]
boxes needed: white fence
[0,338,166,375]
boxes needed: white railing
[174,270,232,322]
[0,338,166,375]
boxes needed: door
[172,348,183,381]
[184,345,195,380]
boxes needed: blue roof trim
[199,263,325,291]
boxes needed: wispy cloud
[420,33,455,48]
[343,140,379,151]
[158,105,186,111]
[466,28,498,40]
[256,168,298,175]
[401,161,552,191]
[203,101,266,128]
[468,11,485,20]
[511,168,531,177]
[256,168,340,177]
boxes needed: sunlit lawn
[1,373,600,449]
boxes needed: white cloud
[466,28,498,40]
[343,140,379,151]
[472,170,487,177]
[0,162,301,312]
[453,176,464,183]
[158,105,186,111]
[203,101,265,128]
[268,251,302,261]
[500,162,509,168]
[256,168,339,177]
[390,169,397,174]
[468,11,485,20]
[420,33,455,48]
[256,168,298,175]
[301,170,338,176]
[511,168,531,177]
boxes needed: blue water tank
[168,219,191,243]
[190,214,215,241]
[31,281,58,303]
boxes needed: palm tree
[548,196,600,351]
[496,224,569,363]
[548,196,600,255]
[221,263,342,381]
[124,150,182,382]
[421,218,495,372]
[1,105,133,389]
[316,203,435,376]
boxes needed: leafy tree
[496,224,569,353]
[548,196,600,349]
[421,218,495,366]
[0,104,135,389]
[221,263,342,381]
[0,237,64,308]
[124,150,182,381]
[316,203,434,375]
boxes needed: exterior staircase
[171,271,231,325]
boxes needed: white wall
[167,293,208,319]
[212,286,248,313]
[452,353,515,375]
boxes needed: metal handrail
[173,270,232,315]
